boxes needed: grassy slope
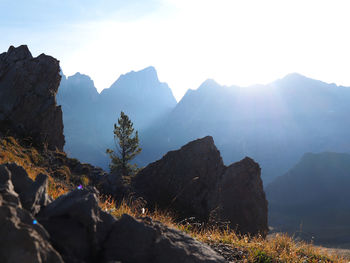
[0,136,347,263]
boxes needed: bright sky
[1,0,350,101]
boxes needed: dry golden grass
[0,136,70,199]
[98,197,347,263]
[0,137,46,180]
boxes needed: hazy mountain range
[57,66,176,167]
[57,67,350,184]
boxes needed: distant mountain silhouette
[266,152,350,247]
[57,67,177,167]
[139,73,350,183]
[58,70,350,183]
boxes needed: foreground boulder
[0,161,225,262]
[0,45,64,150]
[0,166,63,263]
[132,136,268,236]
[104,214,225,263]
[38,188,116,263]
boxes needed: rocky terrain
[0,44,256,263]
[0,162,225,263]
[0,44,346,262]
[132,136,268,237]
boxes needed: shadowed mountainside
[266,152,350,248]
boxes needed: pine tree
[106,111,142,178]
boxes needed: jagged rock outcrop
[0,45,64,150]
[132,136,268,236]
[104,214,225,263]
[0,162,225,262]
[217,157,268,236]
[1,163,51,215]
[0,165,64,263]
[38,188,116,263]
[133,136,225,220]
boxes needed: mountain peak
[198,79,221,90]
[282,72,308,81]
[118,66,159,83]
[104,66,164,94]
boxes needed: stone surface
[0,166,64,263]
[3,163,51,215]
[0,45,64,150]
[133,136,225,221]
[217,157,268,236]
[103,214,225,263]
[37,187,116,263]
[132,136,268,236]
[1,161,225,262]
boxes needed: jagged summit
[0,45,33,61]
[66,72,98,92]
[100,66,174,99]
[0,45,64,151]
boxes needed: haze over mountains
[57,67,350,184]
[57,66,176,167]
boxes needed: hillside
[266,152,350,248]
[1,135,347,263]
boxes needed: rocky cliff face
[0,45,64,150]
[132,136,268,236]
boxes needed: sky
[1,0,350,101]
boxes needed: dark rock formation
[217,157,268,236]
[133,136,225,220]
[38,188,116,263]
[0,165,64,263]
[104,214,225,263]
[132,136,268,236]
[1,163,51,215]
[1,161,225,262]
[0,45,64,150]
